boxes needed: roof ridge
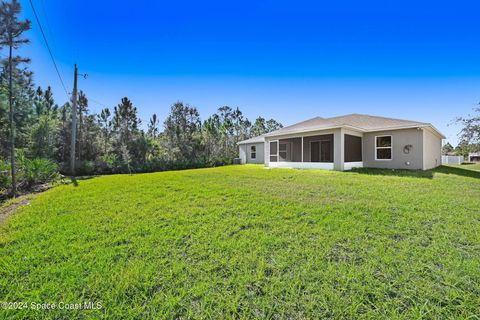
[273,116,324,130]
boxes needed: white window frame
[250,145,256,159]
[375,135,392,161]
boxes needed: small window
[250,145,256,159]
[269,141,278,162]
[375,135,392,160]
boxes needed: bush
[129,157,231,174]
[17,152,60,189]
[0,159,11,197]
[75,160,96,176]
[96,153,121,174]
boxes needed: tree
[29,86,59,159]
[0,57,34,158]
[454,140,477,158]
[442,142,454,155]
[79,113,101,162]
[112,97,140,161]
[29,111,58,159]
[57,102,71,163]
[217,106,234,156]
[208,106,252,160]
[163,102,201,160]
[232,107,251,144]
[457,107,480,145]
[250,116,282,138]
[250,117,267,137]
[0,0,31,196]
[77,90,88,161]
[33,85,56,116]
[148,113,159,139]
[98,107,111,154]
[130,132,152,164]
[113,97,139,142]
[266,118,283,132]
[202,114,222,162]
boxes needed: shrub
[17,152,60,189]
[0,159,11,197]
[97,153,120,174]
[75,160,96,176]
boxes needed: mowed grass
[450,162,480,171]
[1,165,479,319]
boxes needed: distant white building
[469,152,480,162]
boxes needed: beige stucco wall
[239,143,264,164]
[423,128,442,170]
[363,128,424,170]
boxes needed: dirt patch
[0,194,34,226]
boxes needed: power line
[39,0,54,39]
[28,0,69,98]
[88,97,108,109]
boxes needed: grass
[0,165,479,319]
[449,162,480,172]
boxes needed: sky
[14,0,480,145]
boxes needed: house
[469,152,480,162]
[238,114,445,170]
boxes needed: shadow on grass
[69,176,95,187]
[433,165,480,179]
[350,168,434,179]
[350,166,480,180]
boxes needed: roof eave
[422,124,446,139]
[237,138,265,145]
[262,124,446,140]
[264,125,366,138]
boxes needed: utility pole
[69,64,78,176]
[8,45,16,197]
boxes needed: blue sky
[16,0,480,145]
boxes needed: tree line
[2,0,480,198]
[442,106,480,158]
[0,0,282,197]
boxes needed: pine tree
[0,0,31,196]
[163,102,201,160]
[148,113,159,139]
[112,97,140,159]
[77,90,88,161]
[98,107,111,154]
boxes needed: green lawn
[1,165,479,319]
[449,162,480,172]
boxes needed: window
[375,135,392,160]
[269,141,278,162]
[250,145,256,159]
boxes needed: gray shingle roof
[237,135,265,145]
[328,114,430,131]
[237,114,444,145]
[265,114,442,137]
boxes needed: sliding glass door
[310,140,332,162]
